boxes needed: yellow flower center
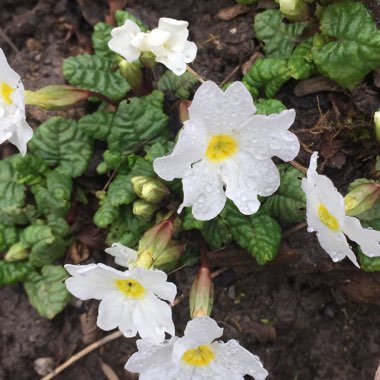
[317,203,340,231]
[115,278,145,299]
[1,82,15,105]
[181,344,215,367]
[205,134,237,162]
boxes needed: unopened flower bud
[154,241,185,271]
[5,242,29,261]
[132,199,160,220]
[189,263,214,319]
[140,51,156,69]
[277,0,309,21]
[344,180,380,216]
[24,85,89,110]
[374,110,380,143]
[119,60,143,90]
[131,176,169,204]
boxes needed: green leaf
[243,58,291,98]
[108,174,137,207]
[108,90,169,153]
[157,70,198,99]
[24,265,71,319]
[0,204,37,226]
[288,36,316,80]
[92,22,115,60]
[144,140,174,163]
[106,206,151,248]
[94,198,120,228]
[63,54,130,101]
[114,10,148,31]
[78,111,114,141]
[254,10,308,58]
[0,224,19,252]
[0,160,25,209]
[13,154,49,186]
[183,209,205,231]
[262,164,306,223]
[29,117,94,177]
[222,202,282,265]
[46,215,70,237]
[0,261,32,287]
[201,217,232,251]
[311,1,380,88]
[255,99,286,115]
[359,250,380,272]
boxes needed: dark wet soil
[1,0,380,379]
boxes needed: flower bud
[189,263,214,319]
[154,241,185,271]
[277,0,309,21]
[131,176,169,204]
[24,85,90,110]
[344,180,380,216]
[119,60,143,90]
[5,242,29,261]
[140,51,156,69]
[374,110,380,143]
[132,199,160,220]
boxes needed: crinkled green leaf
[94,198,120,228]
[353,200,380,222]
[29,117,94,177]
[106,206,151,248]
[108,90,169,153]
[63,54,130,101]
[255,99,286,115]
[243,58,291,98]
[46,215,70,237]
[0,204,37,226]
[0,160,25,209]
[201,217,232,251]
[311,1,380,88]
[24,265,71,319]
[359,250,380,272]
[108,174,136,207]
[222,202,282,265]
[157,70,198,99]
[13,154,49,186]
[92,22,115,60]
[0,260,32,287]
[0,225,19,252]
[254,10,308,58]
[144,140,174,163]
[288,36,316,80]
[78,111,114,141]
[262,164,306,223]
[114,10,148,31]
[183,209,205,231]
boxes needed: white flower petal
[105,242,138,268]
[221,152,280,215]
[168,29,190,52]
[7,118,33,156]
[213,340,268,380]
[342,216,380,257]
[153,119,207,181]
[242,109,299,161]
[147,29,170,47]
[0,48,20,85]
[155,51,187,76]
[182,41,197,63]
[97,292,126,331]
[64,263,118,300]
[183,316,223,346]
[133,295,175,342]
[179,160,226,221]
[158,18,189,33]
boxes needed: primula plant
[1,1,380,379]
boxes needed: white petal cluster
[108,17,197,76]
[126,316,268,380]
[153,81,300,221]
[105,242,138,268]
[301,152,380,267]
[65,263,176,343]
[0,49,33,155]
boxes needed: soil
[1,0,380,380]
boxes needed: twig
[41,331,123,380]
[220,65,239,86]
[211,266,228,278]
[0,26,20,54]
[282,221,307,239]
[290,160,307,174]
[186,65,205,83]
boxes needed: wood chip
[215,5,250,21]
[294,76,341,97]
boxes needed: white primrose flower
[64,263,176,343]
[105,242,138,268]
[126,316,268,380]
[108,17,197,75]
[153,81,300,221]
[301,152,380,267]
[0,48,33,155]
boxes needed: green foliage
[13,154,49,186]
[24,265,71,319]
[94,199,120,228]
[312,1,380,88]
[115,10,148,31]
[288,36,316,80]
[262,164,306,224]
[255,99,286,115]
[144,140,175,162]
[0,225,18,252]
[92,22,115,60]
[254,10,308,58]
[222,202,282,265]
[157,71,198,99]
[243,58,291,98]
[29,117,94,177]
[78,111,114,141]
[108,91,169,153]
[0,160,25,209]
[0,261,32,286]
[63,54,130,101]
[359,250,380,272]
